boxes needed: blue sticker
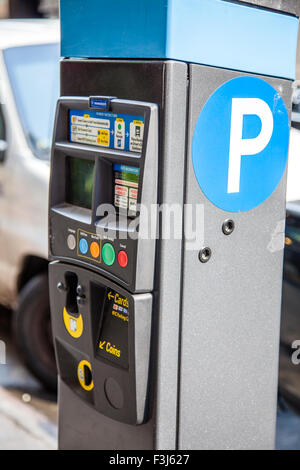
[89,97,110,110]
[192,76,289,212]
[113,164,140,175]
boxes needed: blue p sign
[192,76,289,212]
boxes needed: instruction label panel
[69,109,144,153]
[114,164,139,217]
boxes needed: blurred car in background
[0,19,59,390]
[279,83,300,410]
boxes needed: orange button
[90,241,100,259]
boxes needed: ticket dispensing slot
[49,97,159,294]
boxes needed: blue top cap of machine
[60,0,299,80]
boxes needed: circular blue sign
[192,76,289,212]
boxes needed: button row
[76,237,128,268]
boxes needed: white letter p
[227,98,273,194]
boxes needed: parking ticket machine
[49,0,300,450]
[49,96,158,426]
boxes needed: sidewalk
[0,386,57,450]
[0,307,57,449]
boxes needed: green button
[102,243,115,266]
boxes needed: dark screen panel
[66,157,95,209]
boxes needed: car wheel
[13,272,57,391]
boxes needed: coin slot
[83,364,92,387]
[65,272,78,314]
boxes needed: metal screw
[198,247,211,263]
[76,285,84,296]
[77,295,85,305]
[222,219,235,236]
[57,282,66,292]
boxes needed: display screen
[114,164,140,217]
[66,157,95,209]
[69,109,144,153]
[97,289,129,369]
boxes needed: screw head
[57,282,66,292]
[198,247,211,263]
[222,219,235,236]
[76,285,84,296]
[77,295,85,305]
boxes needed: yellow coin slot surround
[63,307,83,339]
[77,360,94,391]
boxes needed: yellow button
[90,241,100,259]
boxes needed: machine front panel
[49,262,152,425]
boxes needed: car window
[3,43,59,159]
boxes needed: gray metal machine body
[48,56,292,449]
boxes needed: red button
[118,250,128,268]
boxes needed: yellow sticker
[83,114,90,119]
[63,307,83,339]
[77,360,94,391]
[96,128,109,147]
